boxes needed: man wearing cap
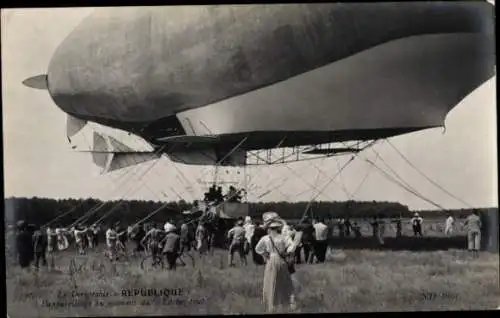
[227,219,247,266]
[162,223,181,270]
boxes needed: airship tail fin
[88,132,160,174]
[22,74,48,90]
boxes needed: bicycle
[176,243,196,268]
[104,240,129,263]
[140,243,164,271]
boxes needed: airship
[23,2,496,173]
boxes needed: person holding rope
[105,223,119,260]
[196,221,209,255]
[179,219,193,254]
[73,224,88,255]
[55,226,70,251]
[46,226,58,268]
[141,222,163,262]
[129,223,146,254]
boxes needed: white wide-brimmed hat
[262,211,286,229]
[164,224,177,233]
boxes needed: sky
[2,7,498,211]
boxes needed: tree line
[3,196,488,227]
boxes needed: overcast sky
[2,7,497,211]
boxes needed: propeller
[22,74,48,90]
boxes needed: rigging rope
[302,156,356,218]
[339,140,446,210]
[347,152,378,200]
[70,144,172,227]
[42,144,146,228]
[124,136,251,230]
[385,139,473,208]
[365,158,445,210]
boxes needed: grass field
[6,236,500,316]
[5,217,499,316]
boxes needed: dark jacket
[163,232,181,254]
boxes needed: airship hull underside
[173,33,494,145]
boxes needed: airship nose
[46,7,179,124]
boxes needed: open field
[6,244,499,316]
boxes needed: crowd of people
[6,206,485,313]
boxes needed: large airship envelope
[40,3,495,152]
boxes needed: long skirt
[262,254,293,312]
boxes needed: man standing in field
[251,221,266,265]
[46,226,58,268]
[296,217,315,264]
[73,224,88,255]
[464,210,482,256]
[141,223,163,261]
[179,220,192,254]
[32,225,48,270]
[313,218,329,263]
[445,214,455,236]
[243,216,255,255]
[162,224,181,270]
[377,214,386,245]
[411,213,424,236]
[227,219,247,267]
[105,224,118,260]
[15,220,33,269]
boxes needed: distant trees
[3,196,489,227]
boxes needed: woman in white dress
[255,212,297,312]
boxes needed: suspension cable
[386,139,473,208]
